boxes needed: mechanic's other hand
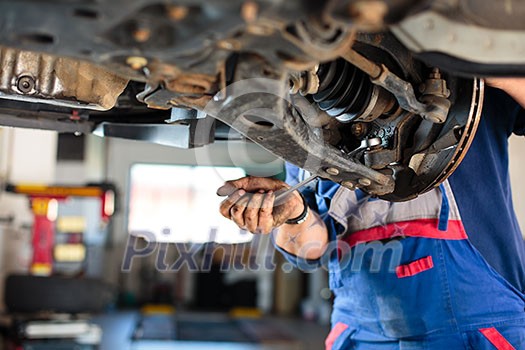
[217,176,305,234]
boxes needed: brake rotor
[378,77,484,201]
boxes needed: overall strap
[438,183,450,232]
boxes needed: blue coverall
[276,87,525,349]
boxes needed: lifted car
[0,0,520,200]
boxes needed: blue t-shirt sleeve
[490,87,525,136]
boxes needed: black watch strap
[285,192,309,225]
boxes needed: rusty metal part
[0,1,350,88]
[418,68,451,124]
[0,2,488,203]
[216,39,242,51]
[279,20,357,71]
[363,112,419,169]
[164,74,215,95]
[420,78,484,192]
[351,122,368,138]
[136,82,212,110]
[409,126,461,175]
[353,86,397,122]
[341,49,382,78]
[166,5,189,21]
[202,61,395,195]
[420,68,450,98]
[0,47,128,110]
[133,28,152,43]
[169,95,212,110]
[126,56,148,70]
[341,48,451,123]
[289,68,319,95]
[376,77,483,201]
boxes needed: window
[128,164,251,244]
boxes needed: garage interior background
[0,127,522,349]
[0,127,336,349]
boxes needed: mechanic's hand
[217,176,305,234]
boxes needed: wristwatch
[285,192,309,225]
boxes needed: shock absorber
[292,59,397,123]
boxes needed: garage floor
[92,312,328,350]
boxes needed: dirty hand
[217,176,305,234]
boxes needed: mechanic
[217,78,525,349]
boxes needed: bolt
[126,56,148,70]
[358,178,372,186]
[17,76,35,94]
[325,167,340,176]
[430,67,441,79]
[133,28,151,43]
[351,122,367,138]
[167,5,189,21]
[341,181,355,190]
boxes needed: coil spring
[312,59,374,121]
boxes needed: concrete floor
[92,312,328,350]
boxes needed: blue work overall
[277,173,525,349]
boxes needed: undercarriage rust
[0,47,128,110]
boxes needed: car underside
[0,0,521,200]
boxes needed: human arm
[217,176,329,260]
[485,78,525,109]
